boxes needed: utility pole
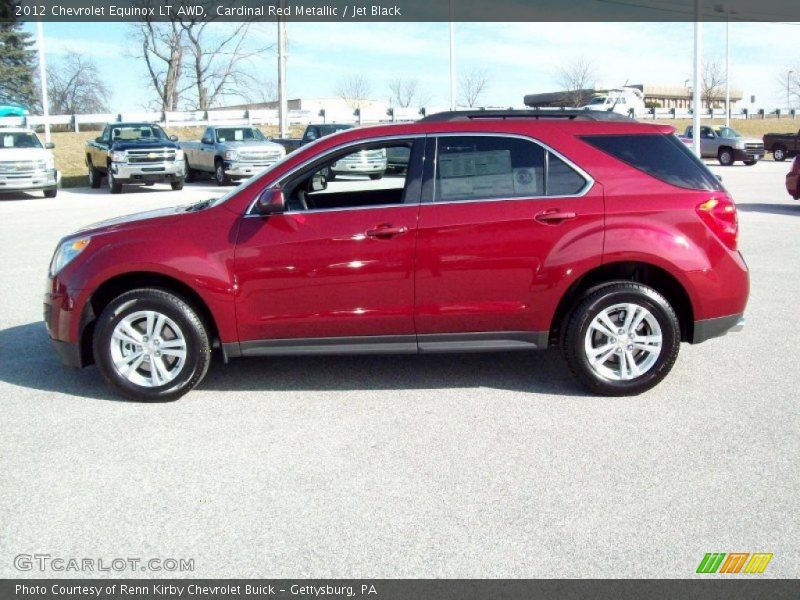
[36,21,50,143]
[277,9,288,138]
[449,0,456,111]
[692,0,702,158]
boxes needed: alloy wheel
[583,303,663,381]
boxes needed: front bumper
[692,313,744,344]
[111,161,184,183]
[224,161,279,178]
[0,168,59,192]
[733,148,764,162]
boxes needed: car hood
[75,206,183,236]
[220,141,285,152]
[110,140,180,151]
[0,148,52,161]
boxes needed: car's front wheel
[718,148,734,166]
[93,288,211,401]
[108,169,123,194]
[562,282,680,396]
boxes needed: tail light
[696,196,738,251]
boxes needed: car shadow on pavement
[0,322,590,401]
[736,202,800,216]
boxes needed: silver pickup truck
[684,125,765,166]
[181,126,286,185]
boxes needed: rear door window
[582,133,723,191]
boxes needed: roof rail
[419,109,635,123]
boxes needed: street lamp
[715,4,736,127]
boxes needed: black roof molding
[419,109,636,123]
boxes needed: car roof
[0,128,37,134]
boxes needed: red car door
[414,134,604,346]
[233,138,423,347]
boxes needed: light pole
[36,21,50,143]
[789,70,795,113]
[692,0,703,158]
[715,4,736,127]
[277,10,287,138]
[449,0,456,111]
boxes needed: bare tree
[555,57,597,107]
[336,75,371,110]
[45,51,110,114]
[388,78,426,108]
[130,17,186,111]
[178,20,270,110]
[701,60,726,109]
[458,68,489,108]
[776,66,800,110]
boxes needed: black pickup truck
[762,129,800,162]
[273,123,353,154]
[85,122,185,193]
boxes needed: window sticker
[3,136,13,148]
[439,149,540,199]
[234,130,244,141]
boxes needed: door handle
[366,225,408,238]
[535,209,577,224]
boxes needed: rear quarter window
[582,133,723,191]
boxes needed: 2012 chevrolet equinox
[45,110,749,400]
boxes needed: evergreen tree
[0,4,38,109]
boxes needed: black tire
[171,178,184,191]
[743,159,757,166]
[773,145,787,162]
[718,148,734,166]
[184,157,196,183]
[87,159,102,189]
[93,288,211,401]
[108,168,123,194]
[214,160,231,186]
[562,282,680,396]
[43,188,57,198]
[369,173,384,180]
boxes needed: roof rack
[419,109,635,123]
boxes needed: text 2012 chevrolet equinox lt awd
[44,111,749,401]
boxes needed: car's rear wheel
[773,146,787,162]
[562,282,680,396]
[93,288,211,401]
[87,160,102,189]
[718,148,734,166]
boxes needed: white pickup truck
[181,125,286,185]
[0,128,59,197]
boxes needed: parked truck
[273,123,354,154]
[684,125,764,166]
[85,123,184,194]
[181,125,286,186]
[763,129,800,162]
[0,127,59,197]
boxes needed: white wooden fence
[0,105,796,131]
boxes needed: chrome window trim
[244,134,425,217]
[429,132,594,204]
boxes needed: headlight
[224,150,238,161]
[44,155,55,170]
[174,148,184,160]
[110,150,126,162]
[50,237,91,276]
[734,141,745,149]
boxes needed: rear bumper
[692,313,744,344]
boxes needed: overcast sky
[22,21,800,112]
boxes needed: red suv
[44,111,749,401]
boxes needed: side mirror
[170,135,179,142]
[45,142,55,149]
[255,187,286,216]
[311,172,327,192]
[95,136,104,143]
[202,137,212,145]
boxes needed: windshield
[1,131,42,149]
[587,97,608,105]
[318,124,353,136]
[110,125,168,142]
[715,127,741,138]
[215,127,265,143]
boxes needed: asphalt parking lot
[0,162,798,578]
